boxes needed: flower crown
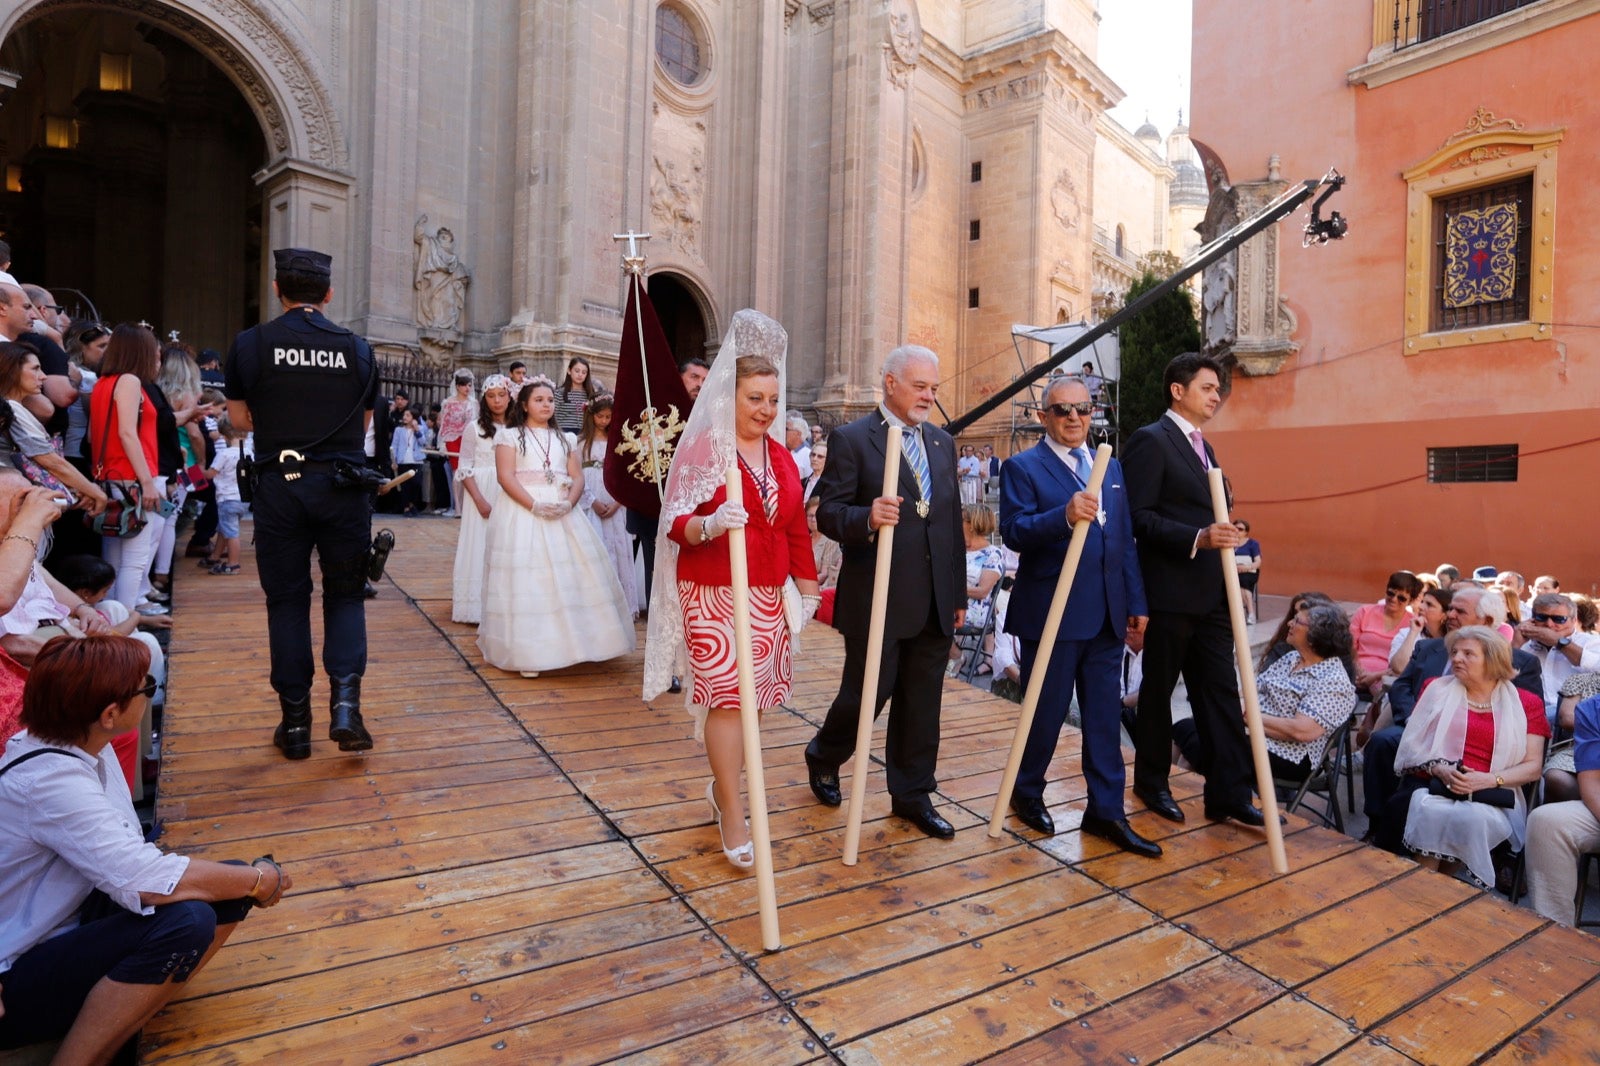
[523,373,556,391]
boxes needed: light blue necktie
[1070,447,1089,483]
[901,427,932,501]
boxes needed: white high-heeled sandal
[706,780,754,870]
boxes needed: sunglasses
[38,304,64,315]
[125,675,159,701]
[1531,612,1571,625]
[1384,589,1412,602]
[1045,402,1095,418]
[77,324,110,343]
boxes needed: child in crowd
[49,553,171,787]
[478,378,635,677]
[391,408,427,516]
[577,394,638,615]
[202,415,246,575]
[451,373,512,624]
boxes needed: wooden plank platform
[140,518,1600,1063]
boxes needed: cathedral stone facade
[0,0,1189,438]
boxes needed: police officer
[224,248,379,759]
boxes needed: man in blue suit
[998,377,1161,858]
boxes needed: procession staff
[804,345,965,841]
[225,248,379,759]
[993,378,1160,858]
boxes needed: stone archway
[4,0,344,169]
[0,0,352,321]
[648,271,718,365]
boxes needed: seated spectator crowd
[1334,563,1600,925]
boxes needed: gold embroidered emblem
[616,405,686,485]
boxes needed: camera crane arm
[943,169,1346,436]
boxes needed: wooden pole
[842,427,902,866]
[988,444,1112,836]
[1208,467,1289,876]
[724,465,781,949]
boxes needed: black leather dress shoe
[1080,814,1163,858]
[806,758,842,807]
[1204,801,1268,827]
[1009,795,1055,835]
[892,801,955,839]
[1133,786,1186,823]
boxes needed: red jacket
[669,436,819,588]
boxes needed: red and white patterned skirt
[677,580,793,710]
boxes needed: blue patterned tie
[1071,447,1089,483]
[902,427,932,502]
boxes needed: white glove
[532,501,571,519]
[704,501,748,538]
[800,594,821,632]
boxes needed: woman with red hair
[0,636,292,1060]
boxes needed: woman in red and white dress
[644,311,819,871]
[436,369,476,515]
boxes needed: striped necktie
[902,427,932,502]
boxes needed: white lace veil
[642,309,789,712]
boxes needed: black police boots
[328,674,373,752]
[273,694,312,760]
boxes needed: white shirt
[1121,645,1144,703]
[0,732,189,973]
[791,444,810,480]
[1163,409,1211,557]
[0,564,73,636]
[1043,436,1090,481]
[1520,631,1600,723]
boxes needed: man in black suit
[1120,352,1259,826]
[805,345,966,838]
[1363,585,1542,835]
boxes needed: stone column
[255,159,353,321]
[817,0,918,421]
[352,0,422,346]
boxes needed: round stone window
[655,4,704,86]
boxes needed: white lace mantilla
[642,309,793,718]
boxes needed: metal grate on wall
[1427,443,1519,483]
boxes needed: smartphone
[157,497,180,519]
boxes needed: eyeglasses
[1045,402,1094,418]
[1384,588,1412,602]
[39,304,64,315]
[1288,616,1310,628]
[1531,612,1571,624]
[125,675,158,701]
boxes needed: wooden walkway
[141,518,1600,1063]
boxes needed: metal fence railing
[1391,0,1545,49]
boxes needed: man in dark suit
[1120,352,1259,826]
[805,345,966,838]
[1363,584,1542,832]
[999,377,1160,857]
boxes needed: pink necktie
[1190,429,1208,469]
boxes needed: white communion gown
[477,426,637,673]
[580,438,640,615]
[450,423,501,624]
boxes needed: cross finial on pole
[612,231,652,276]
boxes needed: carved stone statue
[1198,181,1239,357]
[413,213,471,342]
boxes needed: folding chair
[952,580,1004,683]
[1276,707,1357,833]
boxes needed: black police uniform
[225,291,378,757]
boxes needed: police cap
[273,247,333,280]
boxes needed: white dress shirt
[1520,631,1600,724]
[0,731,189,974]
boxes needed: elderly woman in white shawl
[1393,625,1549,886]
[643,311,820,871]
